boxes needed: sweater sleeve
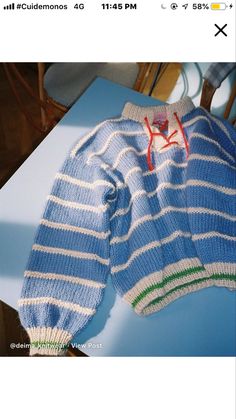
[18,151,115,356]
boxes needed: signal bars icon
[3,3,15,9]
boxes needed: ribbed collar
[122,97,195,125]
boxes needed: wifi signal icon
[3,3,15,9]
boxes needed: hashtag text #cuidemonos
[18,3,69,10]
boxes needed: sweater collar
[122,97,195,125]
[122,98,195,163]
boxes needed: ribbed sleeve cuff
[26,327,73,356]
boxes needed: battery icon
[211,3,227,9]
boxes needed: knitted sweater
[18,97,236,356]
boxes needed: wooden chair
[134,63,182,101]
[3,63,66,135]
[1,62,150,187]
[3,63,148,136]
[43,62,142,108]
[200,63,236,125]
[3,62,182,137]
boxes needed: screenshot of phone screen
[0,1,235,418]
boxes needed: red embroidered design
[144,113,189,171]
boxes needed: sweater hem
[140,278,236,316]
[26,327,72,356]
[123,271,236,316]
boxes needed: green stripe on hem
[146,275,236,309]
[132,266,205,307]
[211,273,236,280]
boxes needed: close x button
[214,24,228,37]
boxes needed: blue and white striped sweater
[19,97,236,355]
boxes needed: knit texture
[18,97,236,355]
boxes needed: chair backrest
[3,63,67,133]
[200,63,236,124]
[134,63,182,101]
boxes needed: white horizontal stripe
[123,258,203,303]
[208,113,231,137]
[112,240,160,273]
[190,133,234,163]
[47,195,108,213]
[155,179,236,197]
[55,173,115,191]
[187,179,236,195]
[18,297,95,316]
[204,262,236,275]
[116,182,127,189]
[105,154,235,199]
[186,110,234,148]
[113,147,147,170]
[40,219,110,239]
[111,207,186,243]
[99,166,126,189]
[114,176,229,223]
[150,182,186,195]
[203,109,234,146]
[100,164,126,190]
[124,166,142,183]
[114,152,235,193]
[107,196,118,203]
[187,207,236,222]
[112,178,236,225]
[183,115,213,129]
[32,244,110,266]
[111,189,147,219]
[188,153,236,171]
[144,159,187,176]
[111,205,236,245]
[111,184,186,220]
[183,112,232,141]
[24,270,106,289]
[111,231,191,273]
[111,214,153,243]
[118,159,187,190]
[87,130,145,162]
[192,231,236,242]
[70,116,124,157]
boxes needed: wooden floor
[0,64,48,188]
